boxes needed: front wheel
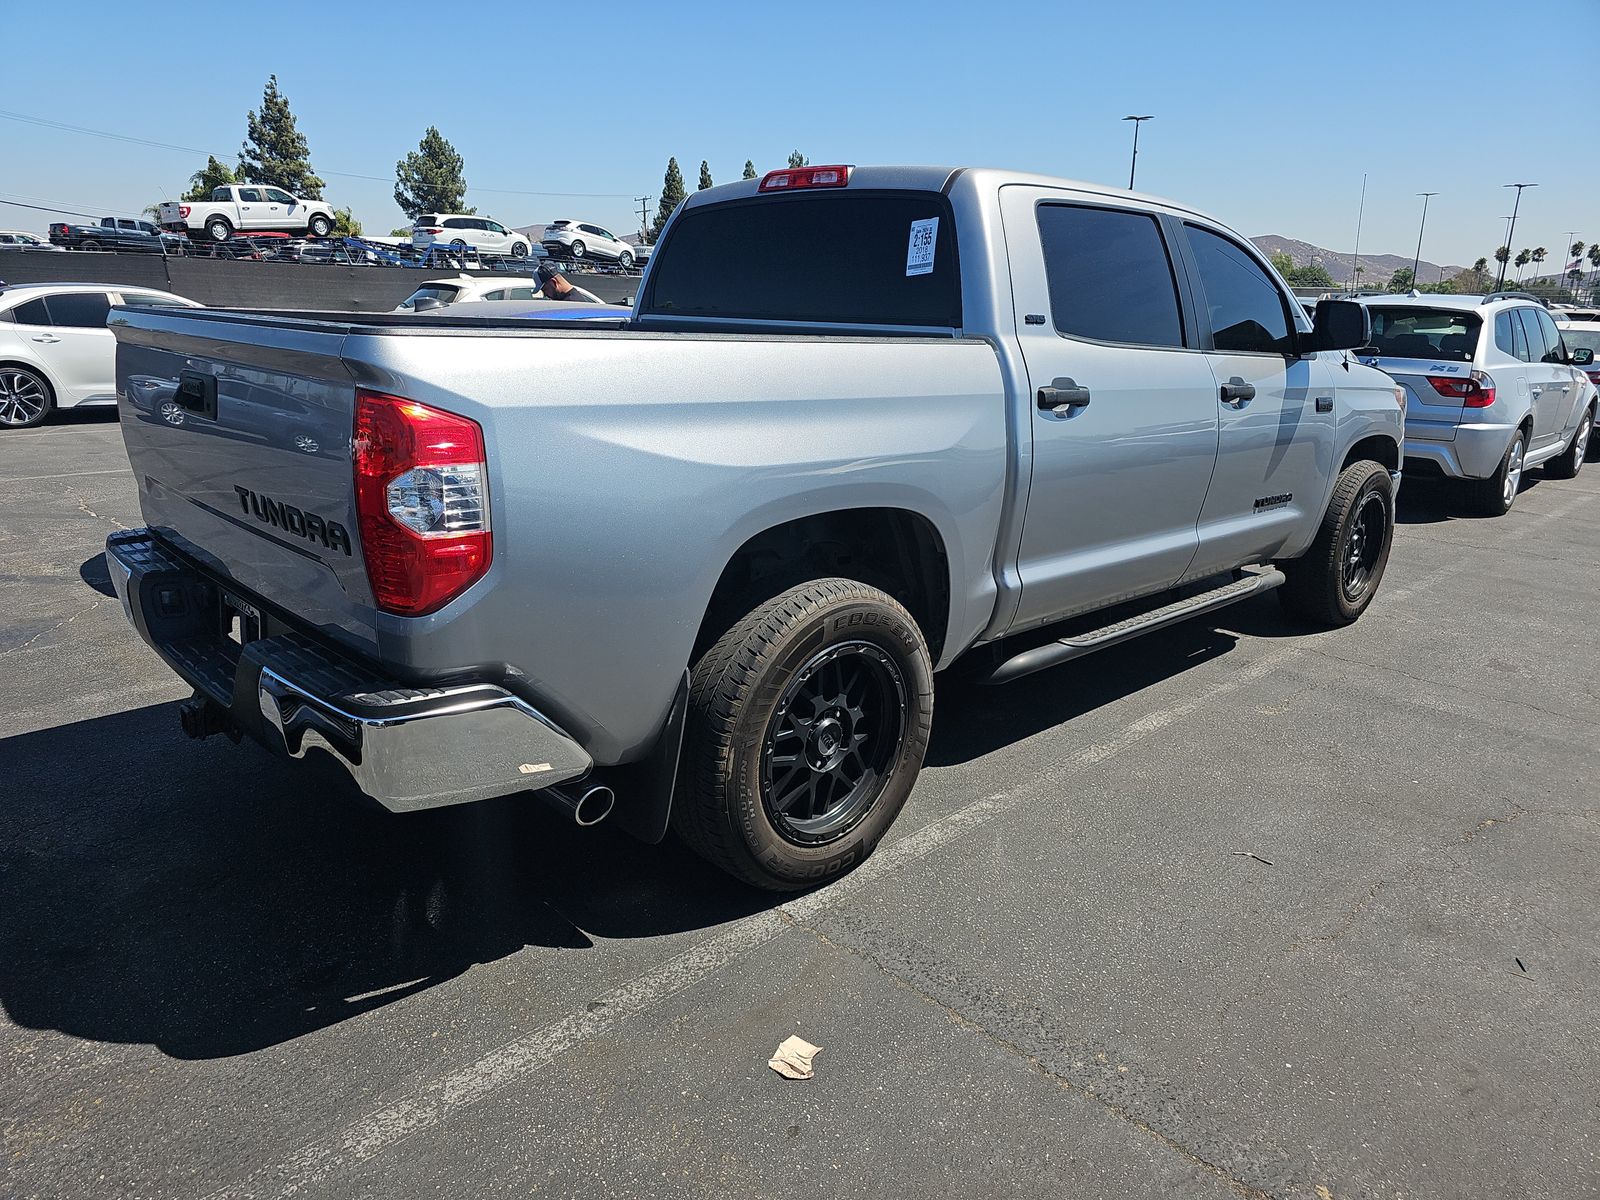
[1545,409,1592,479]
[1278,459,1395,626]
[308,214,332,239]
[672,579,934,891]
[510,241,529,259]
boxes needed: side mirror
[1303,299,1370,353]
[1572,347,1595,366]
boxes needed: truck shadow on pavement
[0,613,1249,1060]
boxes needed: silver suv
[1355,294,1596,514]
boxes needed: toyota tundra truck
[106,164,1403,890]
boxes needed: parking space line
[0,468,131,483]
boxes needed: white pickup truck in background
[158,185,335,243]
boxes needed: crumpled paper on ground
[767,1035,823,1080]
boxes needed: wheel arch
[0,358,59,401]
[1340,433,1400,474]
[692,506,953,668]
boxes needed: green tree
[787,150,809,168]
[238,75,324,198]
[650,156,687,242]
[1493,245,1510,268]
[331,206,362,237]
[742,159,757,180]
[1473,256,1488,274]
[1588,243,1600,289]
[1418,278,1458,295]
[1387,267,1415,293]
[1269,251,1295,276]
[184,155,238,201]
[1287,263,1333,288]
[394,126,471,220]
[697,160,713,191]
[389,227,412,237]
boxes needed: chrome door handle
[31,334,60,343]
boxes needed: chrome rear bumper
[105,529,591,812]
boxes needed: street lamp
[1122,116,1153,190]
[1410,192,1438,291]
[1496,182,1537,290]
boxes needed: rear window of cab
[643,191,961,328]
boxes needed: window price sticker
[906,217,938,276]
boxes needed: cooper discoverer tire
[672,578,934,891]
[1278,459,1395,626]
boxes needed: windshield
[1366,307,1481,362]
[644,191,961,327]
[398,284,460,310]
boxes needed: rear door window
[1532,309,1566,363]
[1035,204,1185,348]
[238,188,263,202]
[1514,309,1547,363]
[645,191,961,327]
[1495,311,1517,356]
[11,298,50,326]
[44,292,113,328]
[1184,225,1295,354]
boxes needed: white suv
[0,283,200,428]
[540,219,636,267]
[1355,294,1596,514]
[411,215,532,260]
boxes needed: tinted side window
[1035,204,1184,348]
[1494,311,1517,356]
[238,188,263,202]
[1186,225,1294,354]
[1513,309,1544,363]
[1533,309,1566,363]
[11,298,50,326]
[46,293,112,328]
[120,293,189,307]
[265,189,294,203]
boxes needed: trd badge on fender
[233,485,352,555]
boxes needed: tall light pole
[1496,182,1537,290]
[1122,115,1153,190]
[1350,174,1367,295]
[1410,192,1438,291]
[1561,230,1578,296]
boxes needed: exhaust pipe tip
[540,782,615,828]
[573,785,615,827]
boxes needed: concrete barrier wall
[0,250,640,310]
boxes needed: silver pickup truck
[106,164,1404,890]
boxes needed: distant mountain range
[1251,235,1468,287]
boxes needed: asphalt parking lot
[3,412,1598,1200]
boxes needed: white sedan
[392,275,547,311]
[0,283,200,429]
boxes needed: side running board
[979,567,1286,686]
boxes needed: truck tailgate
[114,307,380,654]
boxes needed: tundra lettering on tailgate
[233,485,352,555]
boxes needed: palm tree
[1514,249,1531,281]
[1588,243,1600,295]
[1531,247,1547,280]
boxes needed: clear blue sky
[3,0,1596,268]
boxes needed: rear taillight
[1428,371,1495,408]
[418,226,443,235]
[758,164,851,192]
[353,391,491,616]
[179,205,191,218]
